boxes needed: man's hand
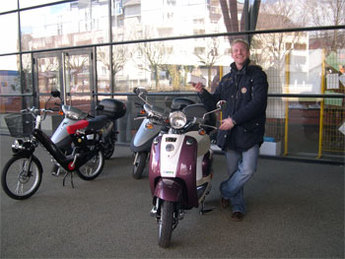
[219,117,236,130]
[192,82,204,93]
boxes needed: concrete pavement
[0,134,344,258]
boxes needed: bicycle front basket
[5,113,34,137]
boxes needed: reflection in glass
[0,70,20,94]
[67,53,91,94]
[0,14,18,54]
[0,2,17,13]
[110,37,230,93]
[97,46,111,93]
[36,56,61,94]
[19,0,61,9]
[0,55,21,100]
[258,0,345,29]
[65,51,92,113]
[0,96,23,113]
[22,54,33,94]
[20,1,109,51]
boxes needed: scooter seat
[66,115,108,134]
[85,115,108,131]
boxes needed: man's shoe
[231,211,244,222]
[220,198,230,209]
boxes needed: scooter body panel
[51,104,88,149]
[153,178,184,202]
[33,128,70,168]
[51,117,75,150]
[150,132,211,208]
[130,118,161,153]
[149,135,162,193]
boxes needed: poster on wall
[0,70,19,94]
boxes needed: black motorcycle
[50,90,125,161]
[1,97,126,200]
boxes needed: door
[63,49,94,113]
[34,49,95,114]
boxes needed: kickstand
[63,172,75,188]
[200,201,214,215]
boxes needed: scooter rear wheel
[1,155,42,200]
[158,200,174,248]
[103,129,116,160]
[132,152,148,179]
[76,150,104,180]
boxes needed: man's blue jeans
[220,144,259,214]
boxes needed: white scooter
[134,88,225,248]
[130,88,195,179]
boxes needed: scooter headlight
[169,111,187,129]
[63,105,87,120]
[65,110,80,120]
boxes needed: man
[193,39,268,221]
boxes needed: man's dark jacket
[199,59,268,151]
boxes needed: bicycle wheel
[1,155,43,200]
[76,150,104,180]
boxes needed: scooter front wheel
[132,152,148,179]
[158,200,174,248]
[76,150,104,180]
[1,155,43,200]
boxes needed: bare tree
[220,0,261,45]
[251,0,304,70]
[166,65,180,91]
[66,55,89,92]
[137,41,167,90]
[97,45,127,90]
[219,0,240,45]
[302,0,345,52]
[194,37,221,88]
[37,57,60,93]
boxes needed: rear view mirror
[133,87,139,94]
[202,100,226,121]
[133,87,147,95]
[216,100,227,109]
[134,87,148,104]
[51,90,61,98]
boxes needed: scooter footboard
[154,178,184,202]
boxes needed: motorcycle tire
[76,150,104,180]
[103,130,116,160]
[132,152,148,179]
[1,155,43,200]
[158,200,174,248]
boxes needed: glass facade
[0,0,344,161]
[20,1,110,51]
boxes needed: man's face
[231,42,250,67]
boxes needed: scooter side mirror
[143,103,153,115]
[51,90,61,98]
[216,100,227,109]
[133,87,147,96]
[95,104,104,111]
[134,87,149,104]
[202,100,227,121]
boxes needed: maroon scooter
[136,89,225,248]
